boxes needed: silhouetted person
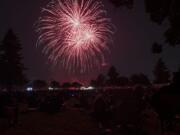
[93,92,113,131]
[0,92,19,127]
[151,71,180,135]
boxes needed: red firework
[36,0,113,73]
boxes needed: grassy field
[0,108,100,135]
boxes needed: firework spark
[36,0,113,73]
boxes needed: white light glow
[26,87,33,91]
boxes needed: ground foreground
[0,92,180,135]
[0,108,100,135]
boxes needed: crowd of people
[0,80,179,135]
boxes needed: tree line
[90,59,171,87]
[0,28,177,90]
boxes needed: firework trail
[36,0,113,73]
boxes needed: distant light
[80,86,95,90]
[26,87,33,91]
[48,87,54,91]
[88,86,94,90]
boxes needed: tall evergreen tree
[0,29,27,89]
[153,58,170,84]
[106,66,119,86]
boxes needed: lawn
[0,108,100,135]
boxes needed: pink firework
[36,0,113,73]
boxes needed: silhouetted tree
[178,65,180,72]
[139,73,151,85]
[109,0,180,46]
[144,0,172,25]
[152,42,163,54]
[153,58,170,84]
[62,82,72,88]
[109,0,134,9]
[151,70,180,135]
[71,82,82,88]
[0,29,27,89]
[171,66,180,85]
[117,76,130,86]
[50,81,60,88]
[96,74,106,87]
[33,80,48,89]
[172,70,180,86]
[90,80,97,87]
[89,74,106,87]
[106,66,119,86]
[130,73,151,86]
[0,41,6,88]
[130,74,139,86]
[145,0,180,46]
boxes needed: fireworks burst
[36,0,113,73]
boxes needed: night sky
[0,0,180,83]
